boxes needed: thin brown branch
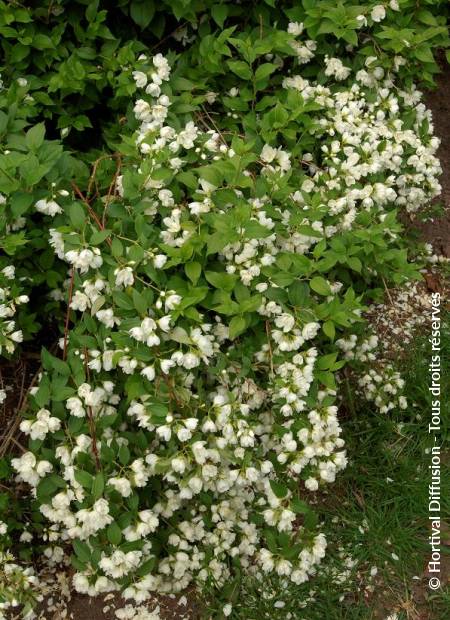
[265,320,274,377]
[63,268,75,361]
[83,348,101,471]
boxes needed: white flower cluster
[11,452,53,487]
[358,364,407,413]
[115,604,161,620]
[337,332,407,413]
[337,270,446,414]
[0,550,39,620]
[283,77,440,223]
[0,265,28,355]
[20,408,61,441]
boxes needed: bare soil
[421,62,450,256]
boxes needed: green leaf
[36,475,58,502]
[291,498,309,514]
[288,281,309,306]
[205,270,237,292]
[73,539,91,564]
[185,261,202,284]
[149,402,169,420]
[417,10,438,26]
[414,46,435,64]
[197,165,222,187]
[211,4,228,28]
[118,444,131,466]
[34,381,50,408]
[90,229,111,245]
[25,123,45,151]
[266,104,289,128]
[322,320,335,341]
[86,0,99,22]
[51,357,71,376]
[239,295,262,313]
[91,472,104,500]
[316,371,336,390]
[255,63,277,82]
[33,34,54,50]
[74,470,94,489]
[347,256,362,272]
[107,522,122,545]
[229,315,246,339]
[137,556,156,577]
[133,290,148,315]
[179,287,208,310]
[69,203,86,230]
[11,192,33,218]
[227,60,252,80]
[130,0,155,28]
[207,232,228,255]
[310,276,331,296]
[316,353,337,370]
[270,480,288,498]
[111,237,123,257]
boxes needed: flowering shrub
[0,479,39,619]
[0,77,88,349]
[0,0,447,613]
[8,13,443,599]
[0,0,448,149]
[0,2,447,358]
[0,548,38,620]
[0,264,27,355]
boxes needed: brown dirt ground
[421,61,450,256]
[3,62,450,620]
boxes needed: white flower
[324,56,351,81]
[182,353,199,369]
[96,308,119,328]
[275,313,295,333]
[108,477,132,497]
[2,266,15,279]
[20,409,61,441]
[158,189,174,207]
[141,366,156,381]
[164,293,181,310]
[302,322,320,340]
[305,477,319,491]
[371,5,386,22]
[177,121,199,149]
[157,315,171,332]
[153,254,167,269]
[160,359,175,374]
[65,248,103,273]
[132,71,147,88]
[70,291,90,311]
[301,179,315,192]
[287,22,304,36]
[115,267,134,288]
[10,330,23,343]
[261,144,277,163]
[355,14,368,28]
[35,199,62,216]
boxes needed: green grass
[207,313,450,620]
